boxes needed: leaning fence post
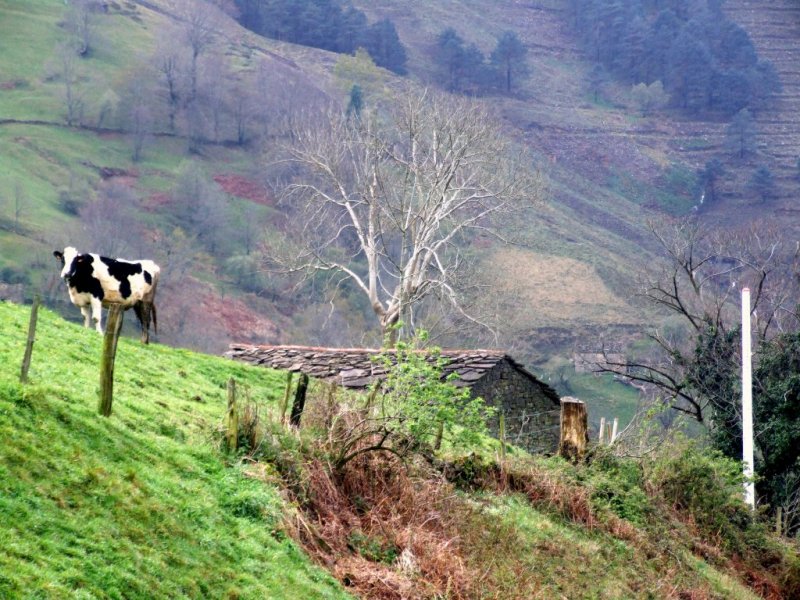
[598,417,606,445]
[19,295,40,384]
[280,372,294,426]
[290,373,309,428]
[559,397,588,463]
[226,378,238,451]
[98,304,124,417]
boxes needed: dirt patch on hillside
[202,292,280,343]
[213,173,275,206]
[481,248,641,330]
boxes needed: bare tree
[176,0,219,104]
[52,43,84,126]
[76,183,145,257]
[268,88,542,342]
[153,32,186,132]
[601,217,800,423]
[12,181,27,234]
[64,0,95,57]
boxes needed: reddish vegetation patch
[213,173,275,206]
[143,192,171,210]
[202,292,280,343]
[287,455,476,600]
[0,81,17,90]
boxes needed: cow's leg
[90,297,103,333]
[133,302,150,344]
[80,305,92,328]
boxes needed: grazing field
[0,300,348,599]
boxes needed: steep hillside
[1,300,798,598]
[2,0,798,406]
[0,0,651,359]
[0,300,348,598]
[725,0,800,200]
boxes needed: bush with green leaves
[327,331,495,470]
[646,439,758,552]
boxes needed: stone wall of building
[470,361,561,455]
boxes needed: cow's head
[53,247,82,281]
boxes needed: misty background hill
[1,0,799,423]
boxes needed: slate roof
[225,343,552,391]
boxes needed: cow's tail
[149,267,160,337]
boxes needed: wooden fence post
[559,397,588,463]
[280,372,294,426]
[98,304,124,417]
[434,420,444,451]
[498,412,507,460]
[226,378,238,451]
[324,382,338,430]
[290,373,309,428]
[19,295,40,384]
[598,417,606,444]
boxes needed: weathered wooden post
[280,371,294,426]
[98,304,124,417]
[498,412,507,460]
[19,295,40,384]
[324,382,338,430]
[433,420,444,451]
[289,373,309,427]
[226,377,238,451]
[598,417,606,444]
[559,397,588,463]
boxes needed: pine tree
[490,31,530,93]
[749,165,775,202]
[726,108,757,159]
[362,19,408,75]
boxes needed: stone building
[225,344,562,454]
[572,343,626,374]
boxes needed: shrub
[326,331,495,470]
[646,440,757,553]
[585,452,650,526]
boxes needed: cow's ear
[53,250,64,262]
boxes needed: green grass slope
[0,300,348,599]
[0,300,796,599]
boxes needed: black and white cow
[54,247,161,344]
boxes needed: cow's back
[95,256,160,307]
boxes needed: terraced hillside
[725,0,800,202]
[353,0,800,356]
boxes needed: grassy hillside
[0,0,648,348]
[1,300,798,598]
[0,300,348,598]
[3,0,799,436]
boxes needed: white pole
[742,287,755,509]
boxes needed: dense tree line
[432,28,529,95]
[233,0,407,75]
[567,0,781,117]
